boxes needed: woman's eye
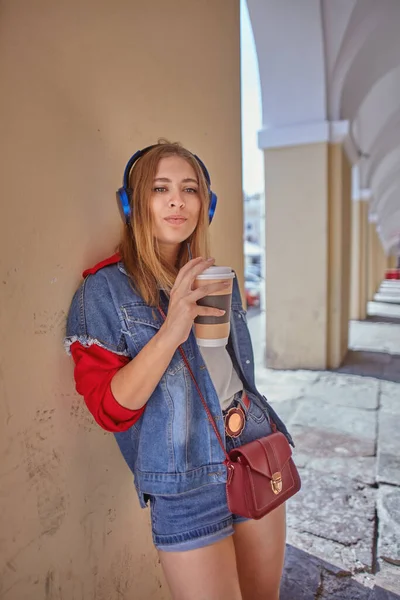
[184,188,198,194]
[154,187,167,193]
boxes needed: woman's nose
[169,192,185,208]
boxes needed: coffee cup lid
[196,267,235,280]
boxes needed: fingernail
[207,257,214,262]
[223,282,230,286]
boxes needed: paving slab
[318,570,373,599]
[377,485,400,566]
[291,400,377,456]
[256,367,319,392]
[337,351,400,384]
[368,316,400,326]
[377,453,400,487]
[306,372,380,410]
[291,424,375,460]
[382,357,400,384]
[280,544,322,599]
[280,546,400,600]
[337,350,393,380]
[267,398,302,427]
[374,562,400,597]
[255,366,319,417]
[380,382,400,414]
[286,469,376,572]
[294,452,377,485]
[349,321,400,356]
[377,411,400,485]
[255,375,306,404]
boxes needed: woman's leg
[158,536,243,600]
[233,503,286,600]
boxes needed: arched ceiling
[247,0,400,254]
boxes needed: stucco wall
[0,1,242,598]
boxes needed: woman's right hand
[159,257,231,348]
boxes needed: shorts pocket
[237,395,273,445]
[247,397,269,424]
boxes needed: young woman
[65,141,293,600]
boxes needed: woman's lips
[164,217,187,225]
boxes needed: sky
[240,0,264,196]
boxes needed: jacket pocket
[121,302,194,375]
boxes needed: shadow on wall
[281,545,400,600]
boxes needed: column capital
[360,188,372,202]
[258,120,358,164]
[368,212,378,223]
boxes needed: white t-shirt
[198,345,244,410]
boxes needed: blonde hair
[118,140,211,306]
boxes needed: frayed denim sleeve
[64,273,129,358]
[231,270,246,310]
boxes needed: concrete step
[380,282,400,290]
[379,283,400,294]
[374,293,400,304]
[368,301,400,320]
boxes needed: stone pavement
[247,299,400,599]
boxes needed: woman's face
[150,155,202,253]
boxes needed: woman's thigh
[158,536,242,600]
[233,503,286,600]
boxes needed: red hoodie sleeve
[70,341,145,432]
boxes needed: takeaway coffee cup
[193,266,235,347]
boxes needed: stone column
[367,224,389,300]
[376,235,387,292]
[367,223,377,301]
[261,122,354,370]
[350,191,369,321]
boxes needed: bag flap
[230,432,292,478]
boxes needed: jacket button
[246,359,250,364]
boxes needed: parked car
[245,270,262,284]
[246,264,263,279]
[244,270,262,308]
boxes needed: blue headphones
[116,145,218,225]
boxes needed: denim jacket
[65,261,292,507]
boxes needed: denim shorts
[147,390,273,552]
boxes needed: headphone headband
[116,144,217,225]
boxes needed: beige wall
[0,2,242,598]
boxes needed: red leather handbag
[225,431,301,519]
[176,344,301,519]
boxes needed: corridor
[248,282,400,598]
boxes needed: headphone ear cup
[116,187,132,224]
[208,191,218,224]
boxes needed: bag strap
[158,307,231,464]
